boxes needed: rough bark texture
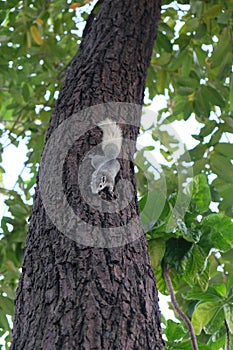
[11,1,164,349]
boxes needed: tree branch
[82,0,104,38]
[225,319,231,350]
[164,264,199,350]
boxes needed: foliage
[0,0,90,347]
[142,0,233,348]
[0,0,233,349]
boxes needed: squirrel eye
[101,176,106,183]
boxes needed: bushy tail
[98,118,122,156]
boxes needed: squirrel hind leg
[103,143,119,159]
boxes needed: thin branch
[1,127,28,151]
[0,105,50,152]
[0,187,16,194]
[164,264,199,350]
[1,152,33,218]
[82,0,104,38]
[225,319,231,350]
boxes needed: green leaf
[148,238,165,270]
[177,86,194,96]
[214,143,233,158]
[186,286,225,302]
[163,319,187,342]
[200,214,233,253]
[211,178,233,215]
[156,32,172,53]
[157,69,168,94]
[194,88,210,118]
[203,86,225,108]
[183,100,193,120]
[153,52,171,66]
[140,190,167,232]
[204,305,225,335]
[175,33,191,50]
[146,65,157,99]
[0,309,10,331]
[177,76,199,89]
[213,284,226,298]
[180,17,199,34]
[193,158,206,176]
[188,144,207,161]
[181,52,193,76]
[154,265,167,294]
[197,263,209,292]
[22,83,30,102]
[192,174,211,213]
[168,49,187,71]
[172,98,186,118]
[0,295,14,316]
[190,0,203,18]
[4,260,20,279]
[210,153,233,183]
[203,5,223,20]
[195,23,207,39]
[159,22,174,38]
[182,244,209,290]
[199,120,217,137]
[0,285,16,301]
[209,129,222,146]
[209,28,231,68]
[217,9,232,24]
[192,301,223,335]
[165,238,192,273]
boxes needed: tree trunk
[11,1,164,349]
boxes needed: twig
[82,0,104,38]
[225,319,231,350]
[164,264,199,350]
[1,152,33,218]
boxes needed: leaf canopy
[1,0,233,348]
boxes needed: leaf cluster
[140,0,233,347]
[0,0,233,348]
[0,0,90,347]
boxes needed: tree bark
[11,1,164,349]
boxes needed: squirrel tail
[98,118,122,156]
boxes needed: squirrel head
[91,170,114,195]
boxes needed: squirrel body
[90,118,122,195]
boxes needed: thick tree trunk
[11,1,164,349]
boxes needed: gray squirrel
[90,118,122,196]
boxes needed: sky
[0,95,204,340]
[1,1,232,347]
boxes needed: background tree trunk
[11,1,164,349]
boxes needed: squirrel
[90,118,122,196]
